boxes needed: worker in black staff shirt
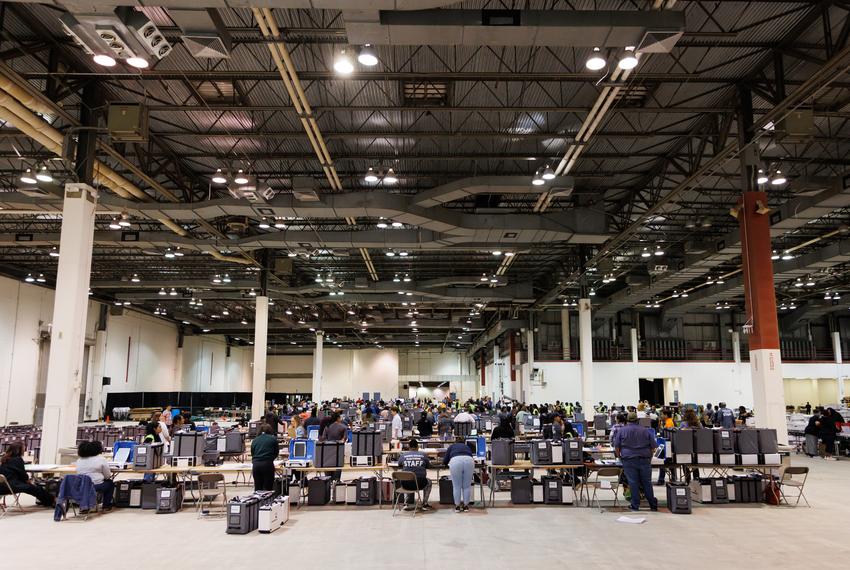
[397,439,433,511]
[612,412,658,512]
[321,412,347,480]
[251,424,280,491]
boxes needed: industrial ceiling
[0,0,848,354]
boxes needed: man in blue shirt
[714,402,735,429]
[612,412,658,512]
[397,439,433,511]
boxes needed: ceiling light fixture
[20,168,38,185]
[93,54,116,67]
[49,246,60,258]
[771,170,787,185]
[386,251,396,257]
[585,47,606,71]
[364,167,379,183]
[531,170,545,186]
[641,247,651,258]
[383,168,398,184]
[541,165,556,180]
[24,274,35,283]
[334,48,355,75]
[126,56,149,69]
[35,165,53,183]
[757,169,769,185]
[212,168,227,184]
[131,273,140,283]
[233,169,249,185]
[357,44,378,66]
[781,251,794,261]
[618,46,639,70]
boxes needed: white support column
[493,342,503,399]
[630,328,639,363]
[312,331,324,403]
[732,331,741,364]
[833,331,843,364]
[86,329,108,421]
[560,308,570,360]
[579,298,594,413]
[41,184,97,463]
[251,295,269,420]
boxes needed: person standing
[818,408,842,460]
[444,436,474,512]
[250,424,280,491]
[804,411,821,457]
[714,402,735,429]
[162,405,173,427]
[390,407,403,442]
[612,412,658,512]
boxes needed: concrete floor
[3,455,848,569]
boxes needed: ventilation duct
[345,9,685,47]
[168,8,231,59]
[291,176,320,202]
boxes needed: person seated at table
[251,424,280,491]
[208,421,221,437]
[76,441,114,511]
[321,413,347,442]
[437,411,453,441]
[491,417,514,440]
[680,408,701,429]
[444,436,475,512]
[0,442,54,507]
[416,414,434,438]
[397,439,433,511]
[288,415,306,439]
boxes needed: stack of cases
[735,429,759,465]
[114,480,144,508]
[728,475,764,503]
[258,496,289,533]
[307,476,333,505]
[694,429,715,464]
[758,429,780,465]
[439,476,454,504]
[490,439,515,466]
[314,441,345,468]
[530,440,552,465]
[133,442,164,470]
[156,485,184,513]
[355,477,377,506]
[217,431,245,454]
[170,432,205,466]
[141,481,164,509]
[510,476,533,504]
[562,439,583,465]
[226,492,275,534]
[671,429,695,464]
[713,429,736,465]
[666,481,691,514]
[453,422,473,438]
[689,477,730,504]
[541,475,573,504]
[350,430,382,466]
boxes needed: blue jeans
[94,480,115,508]
[449,455,474,506]
[621,457,657,510]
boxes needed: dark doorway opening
[639,378,664,406]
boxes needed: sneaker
[455,505,461,512]
[421,504,434,511]
[102,506,113,512]
[650,505,658,512]
[629,507,640,512]
[403,505,415,512]
[462,504,469,512]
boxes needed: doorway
[639,378,665,406]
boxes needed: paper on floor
[616,516,646,524]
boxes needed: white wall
[399,348,478,400]
[266,354,312,394]
[321,348,399,399]
[103,311,179,393]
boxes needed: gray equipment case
[314,441,345,468]
[133,442,164,470]
[490,439,515,466]
[155,485,184,513]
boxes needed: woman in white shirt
[76,441,114,510]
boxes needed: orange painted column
[739,190,787,443]
[480,352,486,387]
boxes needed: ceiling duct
[345,9,684,47]
[227,176,275,203]
[168,8,231,59]
[637,29,684,53]
[291,176,320,202]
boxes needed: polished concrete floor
[2,455,847,569]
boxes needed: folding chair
[196,473,228,518]
[779,466,810,507]
[0,475,25,518]
[584,467,622,512]
[391,471,422,517]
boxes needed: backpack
[764,479,781,505]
